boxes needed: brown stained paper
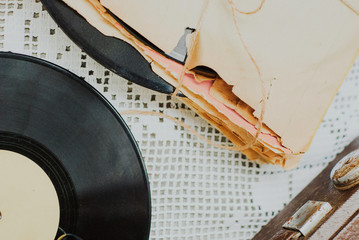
[62,0,359,168]
[209,78,238,110]
[188,0,359,153]
[150,61,303,169]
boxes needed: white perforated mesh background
[2,1,359,239]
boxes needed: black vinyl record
[40,0,174,94]
[0,52,151,240]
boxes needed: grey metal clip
[168,28,194,63]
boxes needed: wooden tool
[253,137,359,240]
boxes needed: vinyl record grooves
[0,52,151,240]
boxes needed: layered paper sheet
[63,0,359,168]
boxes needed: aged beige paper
[0,150,60,240]
[188,0,359,153]
[62,0,359,168]
[101,0,207,54]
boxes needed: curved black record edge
[40,0,175,94]
[104,7,183,65]
[0,51,151,239]
[105,8,218,77]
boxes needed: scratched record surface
[41,0,174,94]
[0,52,150,240]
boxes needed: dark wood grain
[253,137,359,240]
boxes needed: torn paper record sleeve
[62,0,359,168]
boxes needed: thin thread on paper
[85,0,258,152]
[84,0,290,162]
[232,0,266,15]
[339,0,359,16]
[227,0,267,147]
[172,0,267,151]
[119,110,253,151]
[171,0,210,97]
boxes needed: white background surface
[2,0,359,239]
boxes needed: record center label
[0,150,60,240]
